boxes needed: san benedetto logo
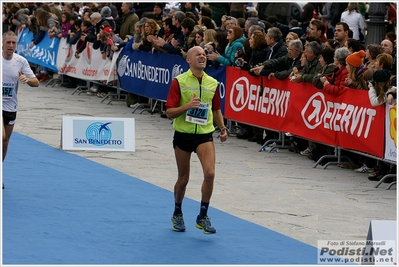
[117,55,129,77]
[75,122,122,146]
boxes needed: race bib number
[2,83,15,101]
[185,102,210,125]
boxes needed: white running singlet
[2,53,36,112]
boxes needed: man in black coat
[260,27,287,76]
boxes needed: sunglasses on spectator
[228,30,233,34]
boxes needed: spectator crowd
[2,2,397,183]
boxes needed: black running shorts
[173,131,213,153]
[2,110,17,126]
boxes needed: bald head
[186,46,207,74]
[381,39,393,54]
[187,46,205,58]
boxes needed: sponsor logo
[118,57,173,84]
[74,122,122,146]
[118,55,128,77]
[229,77,290,116]
[302,93,376,138]
[172,64,183,79]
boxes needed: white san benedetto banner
[384,100,397,162]
[62,116,135,152]
[56,38,120,83]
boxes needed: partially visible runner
[165,46,228,234]
[2,31,40,189]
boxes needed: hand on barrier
[250,65,263,76]
[268,72,275,80]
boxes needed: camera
[235,58,243,67]
[368,80,375,86]
[236,48,244,58]
[226,16,231,20]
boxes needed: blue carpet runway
[2,133,319,264]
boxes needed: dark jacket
[274,22,289,38]
[162,27,185,55]
[68,30,81,45]
[289,26,304,37]
[32,30,46,45]
[390,50,397,76]
[139,32,159,51]
[301,55,323,83]
[313,63,336,89]
[261,39,287,76]
[208,3,230,26]
[261,53,303,80]
[86,18,110,43]
[241,43,268,71]
[119,9,139,40]
[76,26,94,54]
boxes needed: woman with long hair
[35,8,61,38]
[58,11,71,38]
[340,3,365,41]
[138,18,160,51]
[367,67,396,181]
[368,69,393,106]
[203,29,216,52]
[206,25,245,66]
[239,30,268,71]
[345,50,368,90]
[194,29,205,47]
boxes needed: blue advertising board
[16,29,60,72]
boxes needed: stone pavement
[12,80,397,248]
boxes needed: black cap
[373,70,391,83]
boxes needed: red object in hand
[108,36,114,46]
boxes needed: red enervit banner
[225,67,385,158]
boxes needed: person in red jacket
[386,3,397,33]
[320,47,351,94]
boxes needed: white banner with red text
[56,38,119,82]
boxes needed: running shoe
[195,216,216,234]
[300,147,312,156]
[171,214,186,232]
[354,164,374,173]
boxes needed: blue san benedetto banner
[16,28,59,72]
[117,49,188,101]
[117,49,226,109]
